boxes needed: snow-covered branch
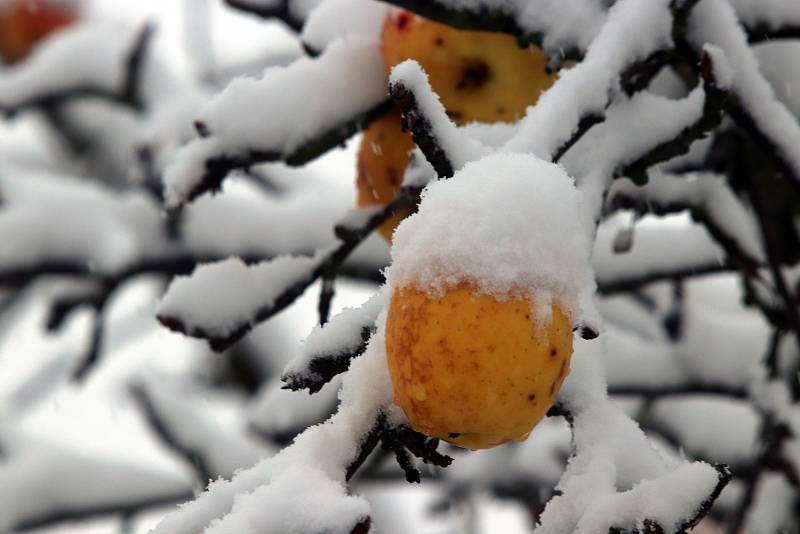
[162,37,389,209]
[0,21,153,117]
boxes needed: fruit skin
[385,284,573,450]
[381,11,557,124]
[356,108,416,242]
[0,0,79,64]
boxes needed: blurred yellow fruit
[0,0,79,64]
[385,284,573,450]
[381,10,556,124]
[356,109,416,242]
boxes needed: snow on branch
[157,192,400,351]
[502,0,685,162]
[594,214,729,294]
[281,288,388,392]
[729,0,800,43]
[0,429,192,532]
[388,60,490,177]
[688,0,800,191]
[149,326,451,534]
[131,380,272,482]
[157,254,324,351]
[536,336,730,532]
[301,0,389,53]
[616,47,731,184]
[557,46,733,225]
[608,172,764,265]
[0,21,153,117]
[162,37,389,209]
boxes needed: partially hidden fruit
[356,109,416,242]
[381,11,557,124]
[356,11,558,243]
[385,283,573,450]
[0,0,79,64]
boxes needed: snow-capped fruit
[381,11,556,124]
[385,284,573,450]
[356,109,416,242]
[0,0,79,63]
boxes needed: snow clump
[389,152,592,321]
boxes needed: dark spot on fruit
[550,347,558,358]
[435,37,444,46]
[496,106,506,115]
[449,432,461,438]
[528,393,536,401]
[387,166,400,186]
[445,109,463,121]
[456,59,491,91]
[395,12,411,31]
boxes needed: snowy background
[1,0,800,532]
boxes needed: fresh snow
[157,254,322,339]
[163,36,387,208]
[389,153,592,321]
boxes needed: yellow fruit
[381,11,557,124]
[0,0,79,64]
[356,109,416,242]
[385,284,573,450]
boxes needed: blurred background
[1,1,799,533]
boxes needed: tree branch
[617,50,729,185]
[158,194,409,352]
[177,100,390,207]
[0,22,154,117]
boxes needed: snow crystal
[389,153,592,321]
